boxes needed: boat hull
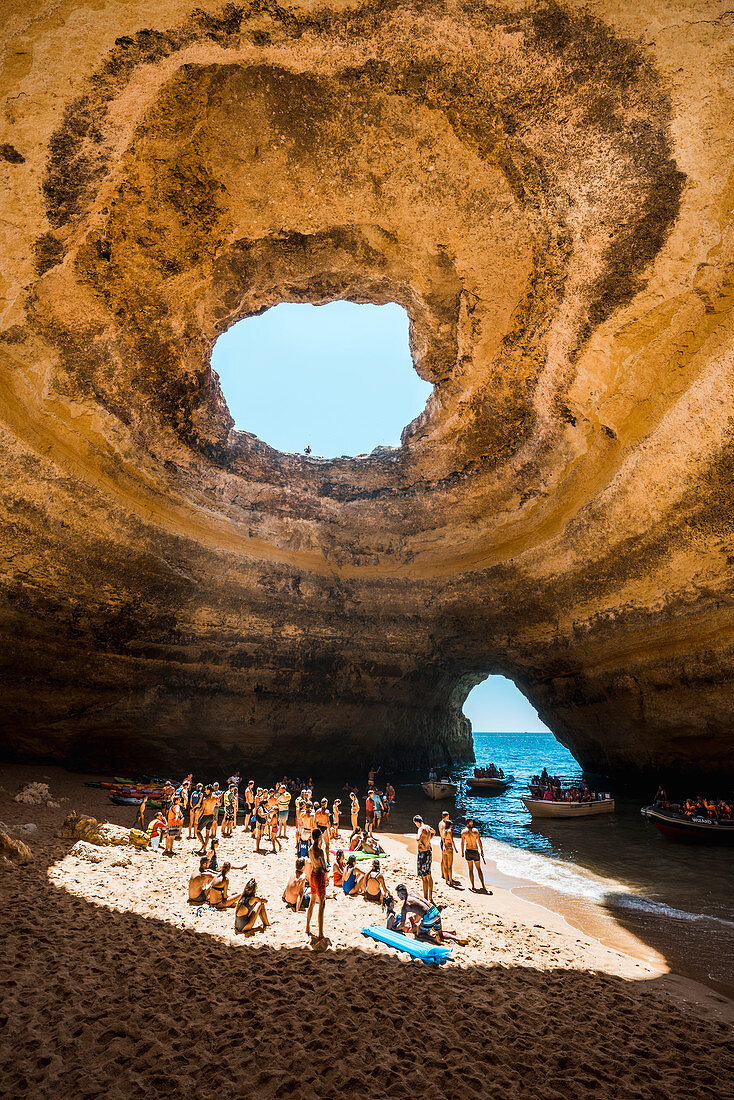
[642,807,734,844]
[522,797,615,819]
[422,781,456,800]
[467,776,514,793]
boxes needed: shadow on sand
[0,834,732,1099]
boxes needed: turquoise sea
[397,730,734,995]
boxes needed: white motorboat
[422,776,457,800]
[522,796,615,819]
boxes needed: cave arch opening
[211,301,433,459]
[462,675,550,735]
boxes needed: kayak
[110,795,144,806]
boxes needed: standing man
[372,789,383,832]
[367,765,381,788]
[210,783,223,838]
[195,785,219,854]
[164,795,183,858]
[365,790,375,837]
[243,781,255,830]
[413,815,435,901]
[461,817,486,892]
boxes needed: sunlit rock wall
[0,0,732,781]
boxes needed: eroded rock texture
[0,0,732,781]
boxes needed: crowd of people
[529,768,606,803]
[473,764,505,779]
[129,767,490,948]
[653,787,733,820]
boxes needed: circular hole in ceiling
[211,301,433,459]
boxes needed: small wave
[483,838,623,902]
[609,894,734,929]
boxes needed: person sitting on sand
[207,861,241,909]
[393,884,467,945]
[440,819,457,885]
[342,854,364,897]
[362,859,388,904]
[234,878,270,935]
[306,827,329,941]
[188,857,217,904]
[461,818,486,892]
[383,894,399,929]
[413,815,435,901]
[283,857,310,911]
[348,828,363,851]
[359,833,385,856]
[332,849,346,887]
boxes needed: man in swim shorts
[461,817,486,892]
[413,815,435,901]
[282,857,310,911]
[195,786,218,854]
[394,883,445,943]
[277,784,291,839]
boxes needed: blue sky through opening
[463,676,550,733]
[211,301,432,457]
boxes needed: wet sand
[0,764,731,1097]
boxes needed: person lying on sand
[234,878,270,935]
[393,883,467,945]
[188,858,217,904]
[282,857,310,912]
[206,861,241,909]
[362,859,389,904]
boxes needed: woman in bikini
[362,859,388,904]
[206,862,240,909]
[234,878,270,935]
[350,790,359,832]
[331,799,341,839]
[306,827,328,940]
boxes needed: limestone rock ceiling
[0,0,732,781]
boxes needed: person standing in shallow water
[413,815,435,901]
[306,826,328,942]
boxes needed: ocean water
[399,730,734,994]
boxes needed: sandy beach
[0,763,731,1098]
